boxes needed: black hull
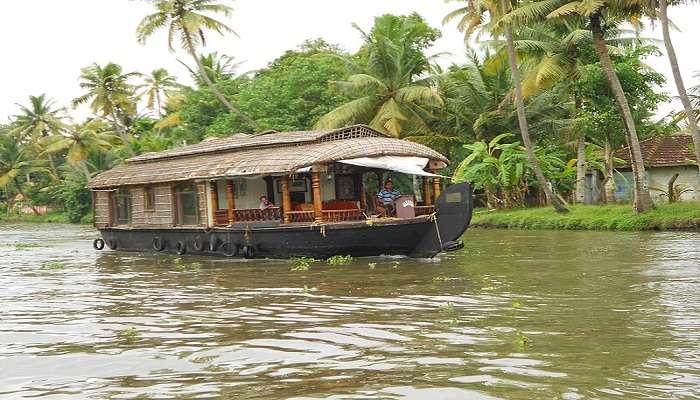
[97,182,473,259]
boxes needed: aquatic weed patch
[41,261,65,269]
[291,256,317,271]
[12,242,43,250]
[326,255,352,266]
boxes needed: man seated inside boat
[375,178,401,217]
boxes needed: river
[1,223,700,399]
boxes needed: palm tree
[72,62,139,153]
[315,14,445,139]
[180,52,242,86]
[503,19,636,203]
[444,0,569,212]
[657,0,700,176]
[137,68,179,116]
[10,94,68,182]
[504,0,654,213]
[41,119,118,181]
[136,0,257,130]
[0,134,47,215]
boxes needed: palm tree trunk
[603,134,616,204]
[574,95,586,204]
[659,0,700,176]
[184,34,259,131]
[5,187,13,216]
[575,134,586,204]
[110,109,134,155]
[590,13,653,213]
[46,154,60,183]
[501,0,568,213]
[81,162,92,183]
[156,90,164,117]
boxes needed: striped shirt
[377,189,401,204]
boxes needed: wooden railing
[214,207,281,225]
[323,209,365,222]
[414,205,435,216]
[285,210,315,223]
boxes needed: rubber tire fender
[106,239,117,250]
[152,237,166,252]
[221,242,238,257]
[175,241,187,255]
[192,236,205,252]
[93,238,105,250]
[442,240,464,252]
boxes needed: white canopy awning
[338,156,443,177]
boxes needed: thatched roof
[615,134,696,169]
[89,125,447,189]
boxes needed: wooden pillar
[422,176,432,206]
[226,179,235,225]
[358,174,366,210]
[209,181,219,227]
[311,169,324,223]
[432,174,441,203]
[281,175,292,223]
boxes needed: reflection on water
[1,223,700,399]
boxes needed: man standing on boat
[376,178,401,217]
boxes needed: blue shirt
[377,188,401,204]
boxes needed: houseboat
[88,125,472,259]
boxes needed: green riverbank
[0,212,87,224]
[471,202,700,231]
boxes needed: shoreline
[0,212,88,224]
[470,203,700,231]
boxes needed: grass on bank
[471,202,700,231]
[0,211,92,224]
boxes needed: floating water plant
[15,243,41,250]
[439,302,456,315]
[514,331,529,351]
[291,256,316,271]
[119,327,139,342]
[327,255,352,265]
[42,261,65,269]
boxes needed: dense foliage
[1,0,693,221]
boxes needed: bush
[57,180,92,223]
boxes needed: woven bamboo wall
[94,191,111,228]
[130,185,175,228]
[196,182,207,226]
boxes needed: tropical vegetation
[1,0,697,224]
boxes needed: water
[1,223,700,399]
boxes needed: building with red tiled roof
[613,134,699,203]
[615,134,696,169]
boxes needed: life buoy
[192,236,205,252]
[106,239,117,250]
[221,242,237,257]
[93,238,105,250]
[175,241,187,255]
[152,237,165,252]
[209,236,219,252]
[242,245,255,259]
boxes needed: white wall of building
[614,166,700,203]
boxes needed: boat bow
[410,182,473,258]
